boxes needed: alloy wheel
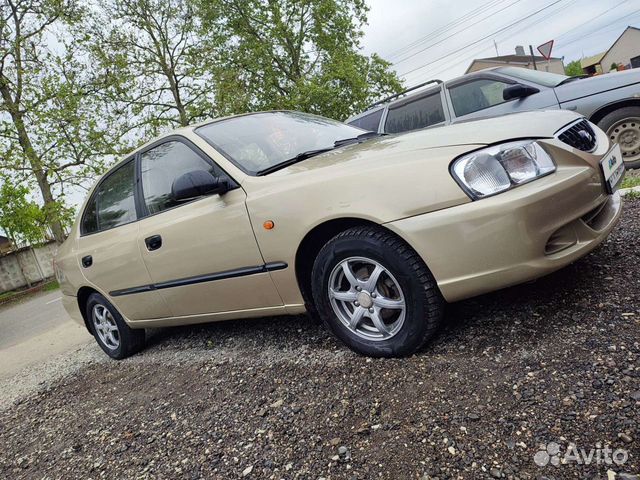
[92,304,120,350]
[328,256,406,341]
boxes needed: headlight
[451,140,555,200]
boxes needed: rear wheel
[597,107,640,169]
[86,292,145,359]
[311,226,444,357]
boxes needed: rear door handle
[145,235,162,251]
[81,255,92,268]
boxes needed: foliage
[564,60,583,77]
[610,62,619,71]
[0,0,123,242]
[194,0,403,121]
[0,180,49,246]
[88,0,225,136]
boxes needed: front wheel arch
[588,98,640,125]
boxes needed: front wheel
[597,107,640,169]
[86,292,146,360]
[311,226,444,357]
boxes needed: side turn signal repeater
[263,220,275,230]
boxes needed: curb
[0,279,57,307]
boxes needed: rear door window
[385,93,445,134]
[448,79,512,117]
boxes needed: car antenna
[366,79,443,109]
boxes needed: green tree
[194,0,403,120]
[0,0,122,243]
[89,0,224,136]
[0,180,48,247]
[564,60,583,77]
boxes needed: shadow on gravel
[140,238,613,359]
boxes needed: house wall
[601,28,640,73]
[467,59,565,74]
[0,242,58,293]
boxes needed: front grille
[557,119,597,152]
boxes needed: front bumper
[386,155,622,303]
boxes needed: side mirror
[171,170,228,201]
[503,83,540,101]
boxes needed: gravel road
[1,199,639,480]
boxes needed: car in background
[347,67,640,169]
[55,110,623,360]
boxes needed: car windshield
[496,66,569,87]
[195,111,367,175]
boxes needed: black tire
[311,226,444,357]
[596,107,640,169]
[86,292,146,360]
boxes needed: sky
[360,0,640,85]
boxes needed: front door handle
[81,255,92,268]
[145,235,162,251]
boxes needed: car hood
[272,109,580,176]
[242,110,584,224]
[554,69,640,103]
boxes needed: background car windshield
[196,111,365,174]
[496,67,569,87]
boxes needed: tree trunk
[0,89,66,244]
[166,70,189,127]
[34,172,66,243]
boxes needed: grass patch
[625,190,640,200]
[621,175,640,189]
[0,279,59,306]
[43,279,59,292]
[0,290,17,302]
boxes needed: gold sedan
[55,110,624,359]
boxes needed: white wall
[601,28,640,73]
[0,242,57,293]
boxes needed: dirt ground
[0,200,639,480]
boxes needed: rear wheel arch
[77,286,99,332]
[589,98,640,125]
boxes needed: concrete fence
[0,241,58,294]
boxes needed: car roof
[347,68,510,123]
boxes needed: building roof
[601,26,640,62]
[580,26,640,69]
[580,52,606,69]
[473,54,562,63]
[465,54,562,74]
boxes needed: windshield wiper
[256,132,385,176]
[256,147,336,176]
[333,131,385,147]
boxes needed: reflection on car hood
[555,69,640,103]
[274,110,581,175]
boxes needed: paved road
[0,290,91,380]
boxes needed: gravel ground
[1,200,639,480]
